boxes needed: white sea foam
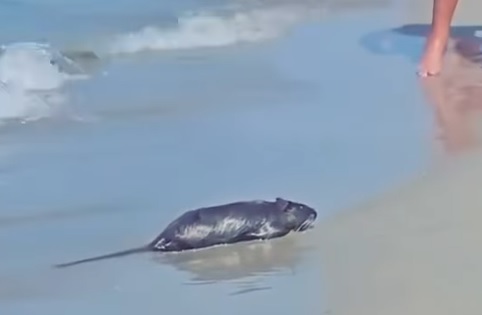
[0,42,87,122]
[0,82,52,122]
[107,5,318,55]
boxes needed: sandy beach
[318,147,482,315]
[1,0,482,314]
[318,5,482,312]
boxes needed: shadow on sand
[360,23,482,64]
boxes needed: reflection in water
[152,232,315,295]
[360,25,482,156]
[419,38,482,155]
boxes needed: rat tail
[53,246,150,268]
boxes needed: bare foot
[417,0,460,77]
[418,38,446,77]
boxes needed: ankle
[424,36,448,55]
[426,30,450,46]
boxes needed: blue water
[0,1,439,314]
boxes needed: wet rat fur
[53,197,317,268]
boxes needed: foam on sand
[317,148,482,315]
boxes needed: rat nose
[297,213,316,232]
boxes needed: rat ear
[275,197,290,211]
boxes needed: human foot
[418,38,446,77]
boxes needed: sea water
[0,1,437,314]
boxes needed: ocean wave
[0,42,89,123]
[106,5,318,55]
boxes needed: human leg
[418,0,460,76]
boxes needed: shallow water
[0,0,446,314]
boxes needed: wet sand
[319,147,482,315]
[319,18,482,315]
[2,5,414,314]
[1,1,481,314]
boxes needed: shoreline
[318,139,482,314]
[317,31,482,312]
[2,1,479,314]
[316,16,482,312]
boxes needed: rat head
[274,197,317,232]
